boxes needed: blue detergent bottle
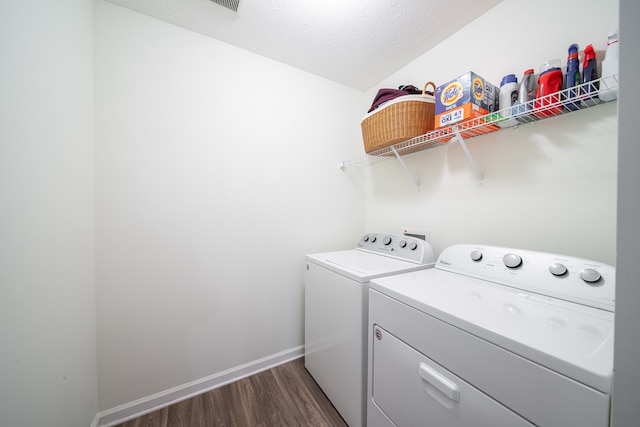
[565,44,581,111]
[581,44,599,100]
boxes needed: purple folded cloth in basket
[368,85,430,113]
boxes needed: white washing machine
[305,233,435,427]
[368,244,615,427]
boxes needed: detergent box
[434,72,499,130]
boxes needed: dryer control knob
[549,263,568,276]
[580,268,601,283]
[399,240,407,248]
[503,253,522,268]
[470,250,483,261]
[383,236,392,246]
[409,242,418,251]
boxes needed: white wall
[0,1,98,427]
[612,0,640,424]
[2,0,627,424]
[362,0,619,264]
[94,0,364,411]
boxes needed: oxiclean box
[434,72,499,129]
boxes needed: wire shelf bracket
[451,126,484,184]
[390,146,421,190]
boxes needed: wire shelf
[343,74,618,168]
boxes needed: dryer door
[370,325,535,427]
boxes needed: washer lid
[306,250,434,283]
[370,269,614,393]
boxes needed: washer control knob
[470,250,483,262]
[399,240,407,248]
[580,268,601,283]
[549,263,568,276]
[363,235,370,242]
[370,236,377,243]
[409,242,418,251]
[383,236,392,246]
[503,253,522,268]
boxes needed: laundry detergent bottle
[599,30,619,102]
[565,44,581,111]
[498,74,519,127]
[514,69,537,123]
[581,44,599,100]
[535,59,563,117]
[518,69,537,107]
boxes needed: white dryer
[305,233,435,427]
[367,244,615,427]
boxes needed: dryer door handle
[419,362,460,402]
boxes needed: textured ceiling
[105,0,502,91]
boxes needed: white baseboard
[95,345,304,427]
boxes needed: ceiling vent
[210,0,240,12]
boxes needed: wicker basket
[361,82,436,154]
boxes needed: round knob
[470,250,483,261]
[409,242,418,251]
[580,268,601,283]
[370,236,377,243]
[549,263,567,276]
[363,235,369,242]
[383,236,392,246]
[399,240,407,248]
[503,253,522,268]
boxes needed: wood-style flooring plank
[113,358,347,427]
[120,407,168,427]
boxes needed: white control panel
[357,233,434,265]
[436,244,615,311]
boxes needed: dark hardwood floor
[113,358,348,427]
